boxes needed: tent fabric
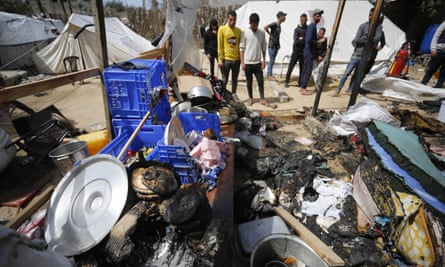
[365,127,445,215]
[371,120,445,188]
[0,12,64,69]
[361,77,445,102]
[329,97,400,136]
[420,24,439,54]
[163,0,202,74]
[364,120,445,220]
[0,12,63,46]
[33,14,154,74]
[236,1,406,64]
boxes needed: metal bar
[312,0,347,116]
[347,0,384,108]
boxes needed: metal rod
[347,0,384,108]
[312,0,347,116]
[117,110,151,161]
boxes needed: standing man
[421,20,445,88]
[299,9,323,95]
[264,11,287,81]
[240,13,276,109]
[218,10,242,97]
[284,13,307,88]
[332,8,384,96]
[204,18,219,77]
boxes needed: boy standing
[218,11,242,96]
[264,11,287,81]
[240,13,276,108]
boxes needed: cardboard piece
[177,75,213,94]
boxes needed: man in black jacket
[204,18,219,77]
[284,13,307,88]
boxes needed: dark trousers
[285,51,304,85]
[208,55,216,77]
[222,59,241,94]
[300,53,314,88]
[245,63,265,99]
[421,51,445,88]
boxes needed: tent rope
[0,39,50,70]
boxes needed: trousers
[245,63,265,99]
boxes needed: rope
[0,39,50,70]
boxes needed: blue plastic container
[177,112,221,139]
[157,112,222,184]
[103,59,169,118]
[110,96,171,136]
[99,124,165,161]
[420,24,439,54]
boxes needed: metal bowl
[187,85,213,100]
[44,155,128,256]
[187,85,214,110]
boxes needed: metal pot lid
[164,116,185,145]
[44,154,128,256]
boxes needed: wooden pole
[312,0,347,116]
[117,110,151,161]
[273,207,345,266]
[5,185,55,229]
[0,68,100,102]
[347,0,384,108]
[91,0,113,138]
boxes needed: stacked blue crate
[103,59,171,121]
[100,59,171,161]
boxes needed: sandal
[331,91,341,97]
[260,100,277,109]
[300,89,312,95]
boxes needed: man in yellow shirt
[218,10,242,96]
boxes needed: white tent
[0,12,64,70]
[33,13,154,74]
[236,1,406,65]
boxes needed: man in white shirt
[240,13,276,108]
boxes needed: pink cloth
[189,137,225,168]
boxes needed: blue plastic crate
[177,112,221,139]
[103,59,169,119]
[150,95,172,125]
[99,124,165,161]
[156,112,221,184]
[111,102,170,136]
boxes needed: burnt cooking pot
[129,155,181,200]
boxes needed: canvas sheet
[361,77,445,102]
[33,14,154,74]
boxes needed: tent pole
[347,0,384,108]
[91,0,113,139]
[312,0,347,116]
